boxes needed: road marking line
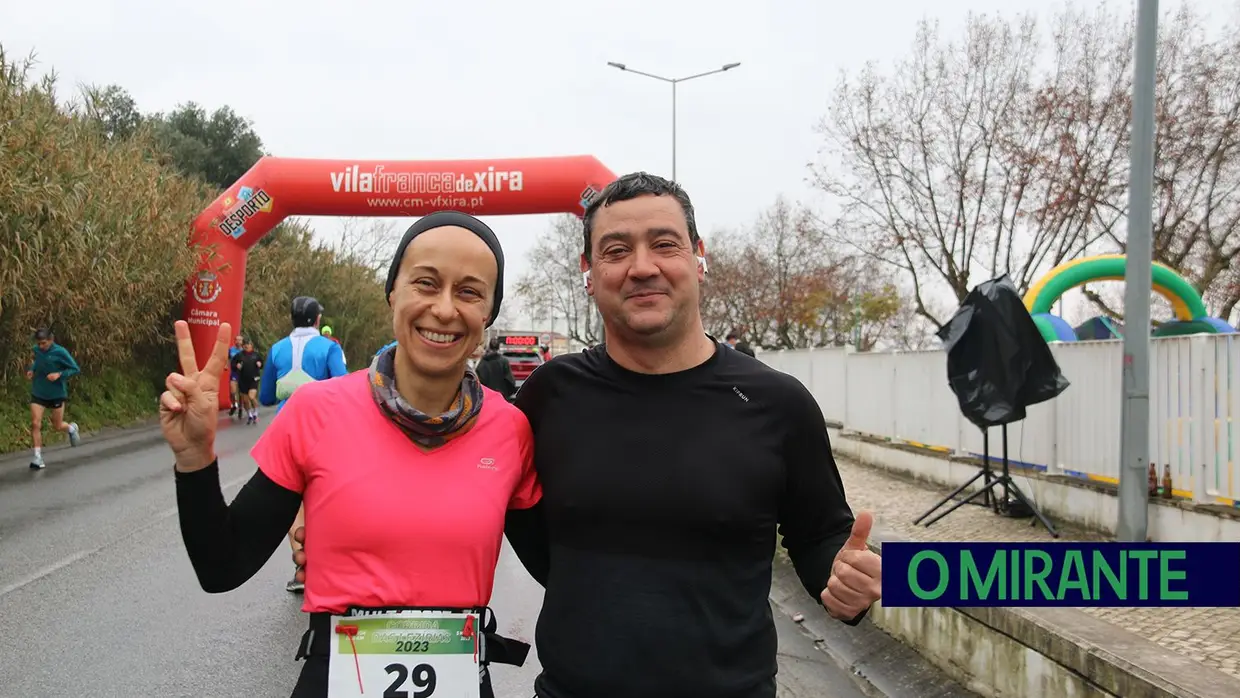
[0,473,252,598]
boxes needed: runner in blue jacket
[258,296,348,413]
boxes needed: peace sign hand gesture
[161,320,232,473]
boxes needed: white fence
[761,334,1240,508]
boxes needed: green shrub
[0,45,397,454]
[0,47,210,375]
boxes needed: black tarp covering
[936,275,1071,429]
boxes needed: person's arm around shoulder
[776,378,882,626]
[504,361,559,585]
[503,407,547,585]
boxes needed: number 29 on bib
[328,611,480,698]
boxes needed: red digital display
[503,335,538,346]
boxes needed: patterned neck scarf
[368,345,484,449]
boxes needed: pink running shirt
[251,370,541,614]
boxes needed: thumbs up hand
[821,511,883,621]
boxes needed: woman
[161,212,540,698]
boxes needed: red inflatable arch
[185,155,618,409]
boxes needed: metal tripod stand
[912,424,1059,538]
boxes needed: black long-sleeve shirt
[507,342,862,698]
[231,350,263,384]
[175,463,302,593]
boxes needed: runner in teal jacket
[26,328,82,469]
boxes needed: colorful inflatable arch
[184,155,618,408]
[1023,254,1236,343]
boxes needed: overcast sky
[3,0,1228,327]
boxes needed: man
[227,334,244,420]
[258,296,348,411]
[259,296,348,593]
[295,174,882,696]
[26,328,82,469]
[475,336,517,400]
[726,329,756,357]
[230,337,263,424]
[509,172,882,698]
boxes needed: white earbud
[698,256,709,274]
[582,270,591,289]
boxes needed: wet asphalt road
[0,418,871,698]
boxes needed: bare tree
[1141,5,1240,322]
[515,215,603,346]
[700,197,904,350]
[879,300,941,351]
[817,5,1240,327]
[1058,4,1240,323]
[813,9,1133,328]
[699,230,771,343]
[332,218,398,277]
[1018,4,1133,278]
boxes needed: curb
[769,552,977,698]
[0,418,165,470]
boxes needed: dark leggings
[289,656,497,698]
[289,657,327,698]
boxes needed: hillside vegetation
[0,46,393,455]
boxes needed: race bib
[327,609,481,698]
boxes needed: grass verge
[0,367,165,455]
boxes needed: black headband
[384,211,505,327]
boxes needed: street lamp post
[1117,0,1160,543]
[606,61,741,182]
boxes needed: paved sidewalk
[835,456,1240,680]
